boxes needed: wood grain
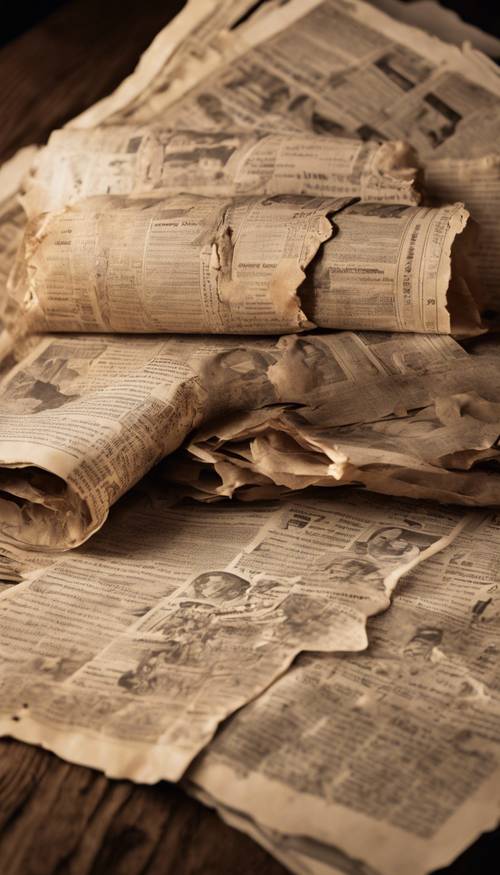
[0,2,498,873]
[0,738,286,875]
[0,0,185,162]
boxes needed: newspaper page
[150,0,500,328]
[0,148,38,296]
[9,194,349,337]
[23,126,420,217]
[0,333,283,549]
[191,508,500,875]
[2,327,494,557]
[0,0,262,337]
[8,1,498,339]
[2,328,489,552]
[181,405,500,508]
[159,0,500,150]
[9,194,479,340]
[6,0,498,343]
[0,1,268,336]
[0,486,464,782]
[303,200,480,335]
[176,331,500,505]
[424,150,500,327]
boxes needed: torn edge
[445,204,484,338]
[367,140,421,205]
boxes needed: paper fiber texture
[0,333,281,548]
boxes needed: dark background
[2,0,500,46]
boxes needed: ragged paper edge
[445,205,484,338]
[0,146,39,205]
[368,141,421,205]
[0,462,95,552]
[11,198,346,337]
[0,211,54,362]
[213,210,339,334]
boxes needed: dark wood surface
[0,2,498,873]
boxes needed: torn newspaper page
[23,126,420,217]
[7,194,342,337]
[424,148,500,328]
[2,328,494,554]
[302,200,481,335]
[152,0,500,325]
[8,195,480,341]
[0,485,463,781]
[191,508,500,875]
[0,333,281,549]
[160,0,500,151]
[172,331,500,505]
[180,386,500,505]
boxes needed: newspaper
[0,2,269,345]
[1,325,497,552]
[303,199,480,335]
[70,0,259,129]
[149,0,500,328]
[23,126,420,216]
[0,0,498,871]
[158,0,500,149]
[424,152,500,327]
[6,0,498,345]
[0,333,282,548]
[0,148,38,288]
[8,194,344,337]
[191,508,500,875]
[173,331,500,506]
[0,484,464,782]
[7,195,478,341]
[181,394,500,506]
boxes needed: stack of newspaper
[0,2,499,873]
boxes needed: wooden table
[0,2,498,872]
